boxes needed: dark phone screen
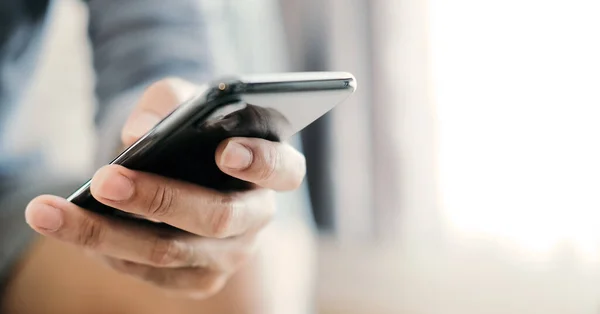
[71,101,292,220]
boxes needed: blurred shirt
[0,0,213,178]
[0,0,212,281]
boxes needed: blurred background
[8,0,600,313]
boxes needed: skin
[1,78,315,314]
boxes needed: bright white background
[432,0,600,259]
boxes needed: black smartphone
[67,72,356,220]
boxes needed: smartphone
[66,72,356,220]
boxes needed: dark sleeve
[84,0,214,166]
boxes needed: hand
[24,78,307,299]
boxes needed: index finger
[121,78,197,147]
[89,165,276,238]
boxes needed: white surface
[431,0,600,259]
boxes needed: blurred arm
[85,0,213,166]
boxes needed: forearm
[2,219,315,314]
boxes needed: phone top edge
[66,71,355,202]
[236,72,356,94]
[208,72,355,93]
[239,71,355,83]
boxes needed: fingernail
[221,141,253,170]
[26,203,63,232]
[95,171,134,201]
[125,111,161,139]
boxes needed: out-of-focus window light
[430,0,600,261]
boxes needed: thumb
[121,77,198,147]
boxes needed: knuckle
[297,152,307,172]
[290,154,307,189]
[146,269,173,287]
[200,276,227,297]
[76,216,105,248]
[208,195,240,238]
[258,144,280,182]
[146,184,177,217]
[225,247,254,271]
[253,210,275,233]
[264,194,277,220]
[141,269,229,299]
[257,191,276,227]
[300,153,307,172]
[190,273,228,299]
[149,238,186,267]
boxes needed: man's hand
[24,78,307,299]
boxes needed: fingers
[215,137,307,191]
[121,78,197,146]
[104,258,229,299]
[25,195,195,267]
[25,195,256,271]
[89,165,276,238]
